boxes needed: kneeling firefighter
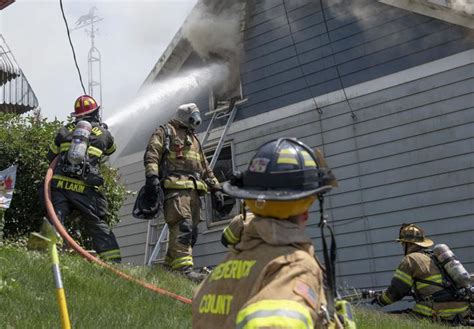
[44,95,121,262]
[193,138,354,329]
[374,223,473,325]
[138,103,224,282]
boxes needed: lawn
[0,246,454,328]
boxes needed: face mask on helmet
[176,103,202,129]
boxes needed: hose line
[43,157,192,304]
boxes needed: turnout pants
[163,189,201,271]
[49,186,122,262]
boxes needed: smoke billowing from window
[182,0,244,100]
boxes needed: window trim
[208,78,244,111]
[202,141,237,229]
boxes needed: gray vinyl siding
[113,160,148,264]
[238,0,474,120]
[192,62,474,290]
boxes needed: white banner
[0,165,17,209]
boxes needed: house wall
[238,0,474,120]
[114,49,474,293]
[192,49,474,290]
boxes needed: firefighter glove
[145,175,161,194]
[212,190,225,212]
[143,175,163,214]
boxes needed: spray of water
[106,63,229,161]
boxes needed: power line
[318,0,357,121]
[59,0,87,95]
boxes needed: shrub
[0,112,126,243]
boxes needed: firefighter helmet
[223,138,335,219]
[72,95,100,117]
[175,103,202,129]
[396,223,433,247]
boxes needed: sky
[0,0,197,121]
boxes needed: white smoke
[450,0,474,14]
[181,1,243,99]
[182,2,242,61]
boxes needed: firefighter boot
[182,266,207,283]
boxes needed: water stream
[105,63,229,162]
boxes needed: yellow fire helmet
[396,223,433,248]
[223,138,336,219]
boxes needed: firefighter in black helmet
[193,138,347,329]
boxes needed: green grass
[0,246,456,329]
[354,307,455,329]
[0,246,194,328]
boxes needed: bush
[0,112,126,243]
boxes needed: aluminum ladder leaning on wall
[145,98,244,266]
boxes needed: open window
[208,73,243,111]
[203,143,240,226]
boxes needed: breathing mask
[176,103,202,130]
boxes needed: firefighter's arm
[143,128,165,177]
[236,261,331,329]
[221,214,244,247]
[46,132,62,162]
[103,130,117,156]
[200,153,220,191]
[377,256,414,306]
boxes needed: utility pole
[73,6,104,115]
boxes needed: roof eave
[379,0,474,29]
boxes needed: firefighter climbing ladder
[145,98,245,266]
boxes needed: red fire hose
[43,157,192,304]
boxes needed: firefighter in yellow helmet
[192,138,345,329]
[141,103,224,282]
[373,223,471,325]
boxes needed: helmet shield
[175,103,201,129]
[223,138,335,201]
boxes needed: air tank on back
[67,120,92,165]
[433,244,471,289]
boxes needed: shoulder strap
[160,124,172,154]
[157,124,172,179]
[423,249,456,289]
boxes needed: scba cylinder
[67,120,92,165]
[433,244,471,289]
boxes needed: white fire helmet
[175,103,202,130]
